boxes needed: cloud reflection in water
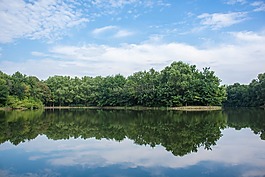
[0,127,264,177]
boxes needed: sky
[0,0,264,84]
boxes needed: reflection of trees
[0,110,227,156]
[0,110,44,145]
[125,111,226,156]
[226,108,265,140]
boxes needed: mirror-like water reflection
[0,109,265,177]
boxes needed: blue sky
[0,0,265,84]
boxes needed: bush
[6,96,43,109]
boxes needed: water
[0,108,264,177]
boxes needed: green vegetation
[224,73,265,107]
[1,61,264,109]
[0,61,227,109]
[6,96,43,109]
[0,71,45,109]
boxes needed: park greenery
[224,73,265,107]
[0,61,264,109]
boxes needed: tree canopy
[1,61,264,108]
[224,73,265,107]
[0,61,228,108]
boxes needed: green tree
[225,72,265,107]
[224,83,250,107]
[0,78,9,106]
[10,71,27,99]
[250,73,265,106]
[159,61,196,106]
[1,61,228,108]
[197,67,226,106]
[125,69,160,106]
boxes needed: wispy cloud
[31,51,49,57]
[91,0,138,8]
[226,0,265,12]
[225,0,247,5]
[251,1,265,12]
[92,26,134,38]
[114,29,134,38]
[198,12,248,30]
[0,0,88,43]
[92,26,117,35]
[86,0,170,20]
[0,0,167,43]
[91,0,170,9]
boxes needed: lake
[0,108,265,177]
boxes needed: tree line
[0,61,227,108]
[223,73,265,107]
[0,61,264,108]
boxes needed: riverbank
[0,106,222,111]
[169,106,222,111]
[0,107,11,111]
[44,106,222,111]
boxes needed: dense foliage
[0,71,46,109]
[0,61,227,108]
[224,73,265,107]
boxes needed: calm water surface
[0,108,265,177]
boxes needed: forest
[0,61,264,109]
[224,73,265,107]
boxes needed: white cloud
[230,31,265,42]
[226,0,265,12]
[251,1,265,12]
[92,26,118,35]
[114,29,134,38]
[0,0,169,43]
[92,26,134,38]
[31,51,48,57]
[91,0,169,9]
[91,0,138,8]
[0,0,88,43]
[226,0,247,5]
[0,31,264,84]
[88,0,170,18]
[198,12,248,29]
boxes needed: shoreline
[43,106,222,111]
[0,107,12,111]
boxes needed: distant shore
[0,106,222,111]
[169,106,222,111]
[0,107,11,111]
[43,106,222,111]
